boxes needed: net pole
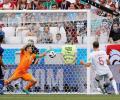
[87,10,91,94]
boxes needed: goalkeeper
[5,44,51,94]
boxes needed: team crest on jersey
[109,50,120,65]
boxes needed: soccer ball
[49,51,56,58]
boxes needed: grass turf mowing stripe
[0,94,120,100]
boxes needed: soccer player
[5,44,50,94]
[0,33,6,95]
[80,41,119,94]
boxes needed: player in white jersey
[80,41,119,94]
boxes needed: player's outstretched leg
[22,73,37,95]
[23,81,37,95]
[4,74,19,85]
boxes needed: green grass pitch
[0,94,120,100]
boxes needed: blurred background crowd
[0,0,120,44]
[0,0,119,12]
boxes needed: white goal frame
[0,10,91,94]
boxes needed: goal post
[86,10,91,94]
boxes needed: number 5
[98,57,104,65]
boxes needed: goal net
[0,10,115,94]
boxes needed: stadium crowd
[0,18,119,44]
[0,12,120,44]
[0,0,120,44]
[0,0,119,11]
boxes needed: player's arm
[80,55,92,67]
[0,56,7,70]
[37,52,47,58]
[107,59,110,65]
[106,56,110,65]
[36,49,52,58]
[80,60,91,67]
[21,45,27,53]
[106,54,110,65]
[20,46,26,59]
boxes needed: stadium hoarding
[106,44,120,65]
[4,65,87,93]
[4,64,120,94]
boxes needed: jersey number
[98,57,104,65]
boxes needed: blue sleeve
[0,47,4,56]
[0,31,5,37]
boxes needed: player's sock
[111,79,119,94]
[25,82,35,90]
[23,89,30,95]
[23,81,36,94]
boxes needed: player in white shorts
[80,41,119,94]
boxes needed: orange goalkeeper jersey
[15,50,36,73]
